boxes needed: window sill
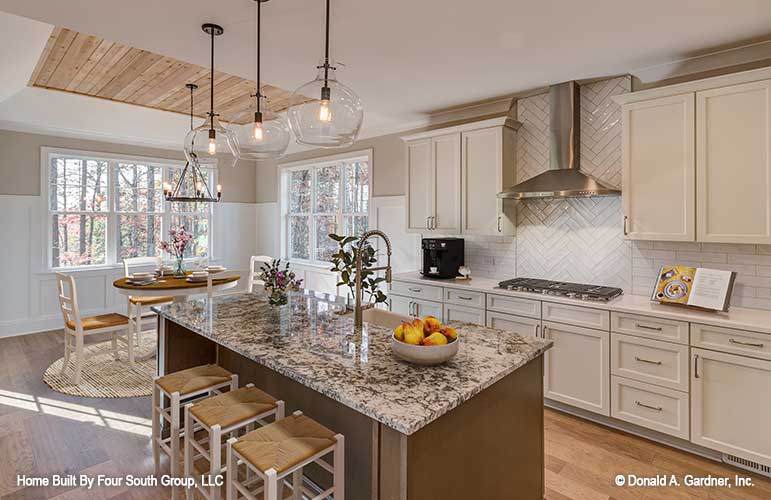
[36,258,223,276]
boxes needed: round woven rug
[43,340,156,398]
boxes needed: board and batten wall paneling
[0,129,258,202]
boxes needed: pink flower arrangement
[159,226,194,259]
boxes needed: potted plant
[159,226,194,277]
[259,259,303,306]
[328,233,387,310]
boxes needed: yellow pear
[411,318,425,335]
[422,316,442,335]
[394,322,406,341]
[423,332,448,346]
[440,326,458,342]
[403,323,424,345]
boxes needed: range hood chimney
[497,81,620,199]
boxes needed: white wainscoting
[0,195,257,338]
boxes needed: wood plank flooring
[0,330,769,500]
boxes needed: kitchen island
[154,292,552,500]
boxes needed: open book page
[652,266,696,306]
[687,268,735,311]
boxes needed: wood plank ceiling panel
[29,26,311,125]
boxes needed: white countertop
[392,272,771,335]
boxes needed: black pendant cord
[319,0,331,101]
[189,86,195,131]
[255,0,262,119]
[209,28,215,130]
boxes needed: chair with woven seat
[152,364,238,500]
[123,257,172,353]
[55,272,134,384]
[184,384,285,500]
[226,411,344,500]
[246,255,273,293]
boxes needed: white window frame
[41,146,217,271]
[278,149,373,267]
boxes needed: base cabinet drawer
[486,293,541,319]
[390,295,443,321]
[611,312,689,344]
[691,323,771,361]
[611,376,690,440]
[543,302,609,331]
[390,280,444,302]
[611,333,690,391]
[443,303,485,325]
[486,311,541,337]
[444,288,486,308]
[691,348,771,466]
[544,321,610,416]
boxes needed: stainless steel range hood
[497,81,621,199]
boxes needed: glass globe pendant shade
[287,63,363,148]
[183,114,240,169]
[233,95,291,160]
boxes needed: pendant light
[183,23,240,168]
[165,83,222,202]
[287,0,363,148]
[234,0,291,160]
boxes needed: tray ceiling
[28,27,310,125]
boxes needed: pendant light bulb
[208,136,217,155]
[319,99,332,122]
[253,118,264,141]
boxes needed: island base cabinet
[544,321,610,416]
[691,348,771,467]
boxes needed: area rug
[43,341,156,398]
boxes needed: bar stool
[226,411,344,500]
[152,364,237,498]
[184,384,285,500]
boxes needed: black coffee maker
[421,238,464,279]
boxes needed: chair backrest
[247,255,274,293]
[123,256,160,278]
[55,272,81,331]
[207,270,244,298]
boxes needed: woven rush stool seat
[156,364,233,397]
[184,385,285,500]
[226,411,344,500]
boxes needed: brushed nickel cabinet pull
[458,296,473,301]
[426,216,430,229]
[408,287,422,293]
[635,356,662,365]
[535,325,541,337]
[635,323,663,332]
[694,354,700,379]
[729,338,765,348]
[430,216,436,230]
[623,215,629,236]
[635,400,663,412]
[497,216,502,233]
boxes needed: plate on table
[204,265,226,274]
[186,272,209,283]
[126,276,156,286]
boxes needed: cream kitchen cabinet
[691,348,771,467]
[620,93,695,241]
[696,79,771,244]
[390,294,443,321]
[403,117,519,236]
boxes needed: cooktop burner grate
[496,278,623,301]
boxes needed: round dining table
[112,273,240,302]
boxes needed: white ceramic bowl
[390,334,460,365]
[206,266,226,273]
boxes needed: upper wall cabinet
[615,67,771,244]
[402,117,519,236]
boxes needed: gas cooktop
[496,278,623,302]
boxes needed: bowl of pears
[391,316,459,365]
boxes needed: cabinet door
[414,299,443,322]
[389,295,415,317]
[622,93,695,241]
[405,139,432,232]
[431,134,461,232]
[443,303,485,325]
[486,311,541,337]
[691,348,771,466]
[543,321,610,416]
[697,80,771,244]
[460,127,513,235]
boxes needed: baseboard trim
[545,399,723,462]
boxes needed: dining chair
[123,257,173,353]
[247,255,274,292]
[56,272,133,384]
[206,270,244,298]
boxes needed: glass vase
[268,289,288,307]
[174,257,186,278]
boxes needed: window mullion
[107,159,117,265]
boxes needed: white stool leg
[334,434,345,500]
[226,438,236,500]
[111,330,119,360]
[276,401,285,421]
[210,424,222,500]
[292,469,303,500]
[72,331,85,385]
[152,381,161,476]
[170,392,181,500]
[184,404,194,500]
[266,469,278,500]
[61,332,71,375]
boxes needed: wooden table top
[113,273,240,291]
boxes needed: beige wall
[0,129,257,203]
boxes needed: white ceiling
[1,0,771,146]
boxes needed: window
[280,151,371,265]
[45,148,215,269]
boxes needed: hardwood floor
[0,330,769,500]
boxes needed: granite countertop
[155,292,552,435]
[393,272,771,335]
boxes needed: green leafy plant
[328,233,387,306]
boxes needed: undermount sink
[359,308,411,329]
